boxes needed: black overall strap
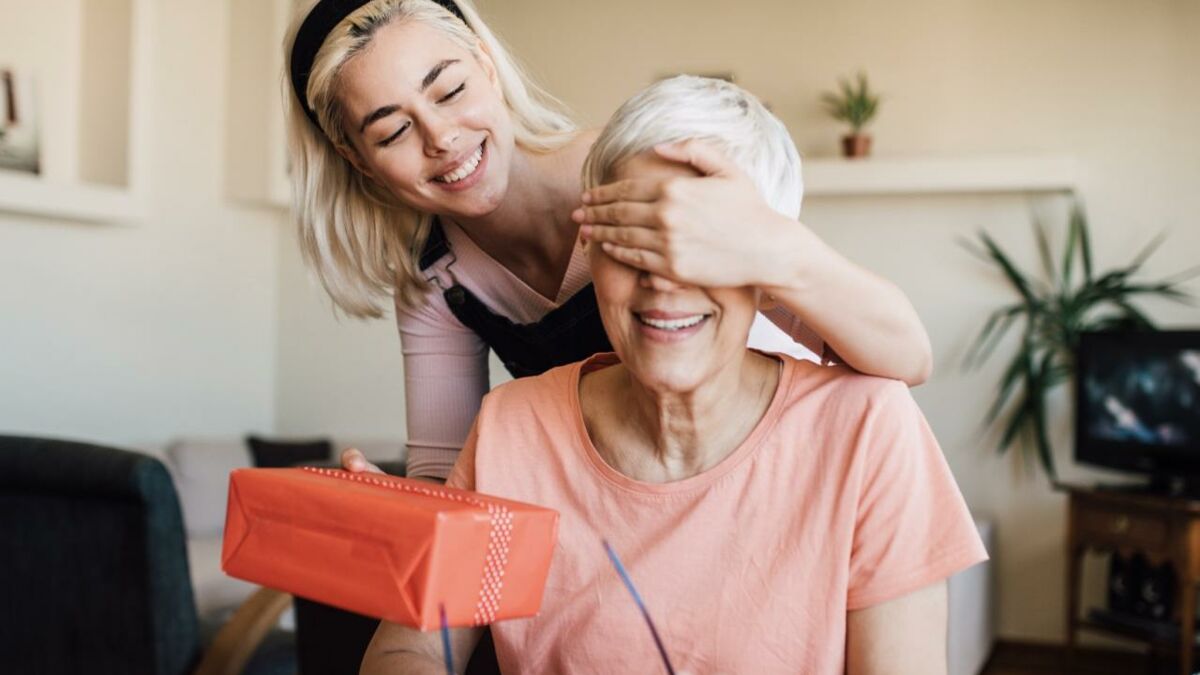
[418,221,452,272]
[418,220,612,378]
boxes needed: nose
[639,270,684,292]
[422,111,460,156]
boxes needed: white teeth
[638,314,707,331]
[435,145,483,183]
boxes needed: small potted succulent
[821,71,880,159]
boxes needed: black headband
[290,0,467,130]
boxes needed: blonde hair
[286,0,578,318]
[582,75,803,219]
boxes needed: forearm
[846,581,948,675]
[760,221,932,385]
[360,650,452,675]
[405,445,462,482]
[360,622,481,675]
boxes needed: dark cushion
[245,435,332,468]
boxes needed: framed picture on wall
[0,67,41,175]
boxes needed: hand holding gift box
[221,467,558,630]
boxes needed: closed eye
[439,82,466,103]
[377,81,464,147]
[378,121,411,147]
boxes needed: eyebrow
[358,59,461,135]
[421,59,459,92]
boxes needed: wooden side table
[1059,483,1200,675]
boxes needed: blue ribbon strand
[440,603,455,675]
[602,540,677,675]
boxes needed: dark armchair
[0,435,294,675]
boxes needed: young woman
[287,0,933,481]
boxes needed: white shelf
[0,172,143,223]
[0,0,151,224]
[803,155,1080,197]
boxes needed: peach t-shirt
[447,353,987,674]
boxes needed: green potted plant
[963,202,1196,478]
[821,71,880,158]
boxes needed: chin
[627,358,709,395]
[476,180,509,214]
[456,169,509,218]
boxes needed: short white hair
[582,75,803,218]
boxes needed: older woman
[360,77,985,675]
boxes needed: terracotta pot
[841,133,872,158]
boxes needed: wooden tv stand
[1058,483,1200,674]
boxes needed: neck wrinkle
[615,351,781,481]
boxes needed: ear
[472,38,502,95]
[333,139,376,181]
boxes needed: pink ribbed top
[397,220,823,480]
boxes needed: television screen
[1076,330,1200,477]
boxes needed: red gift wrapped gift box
[222,467,558,630]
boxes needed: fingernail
[580,193,592,204]
[579,225,592,240]
[571,208,585,222]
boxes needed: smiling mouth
[433,141,485,184]
[635,313,711,331]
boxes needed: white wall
[273,224,409,440]
[271,0,1200,644]
[0,0,282,451]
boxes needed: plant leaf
[959,234,993,263]
[1028,351,1058,478]
[963,302,1023,366]
[997,398,1030,455]
[968,305,1026,369]
[1034,217,1055,281]
[997,347,1039,456]
[1162,264,1200,287]
[839,78,854,100]
[979,232,1037,304]
[1087,313,1144,332]
[986,351,1028,424]
[1061,207,1081,291]
[1120,283,1192,302]
[1073,204,1094,282]
[1109,299,1157,329]
[1128,231,1167,273]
